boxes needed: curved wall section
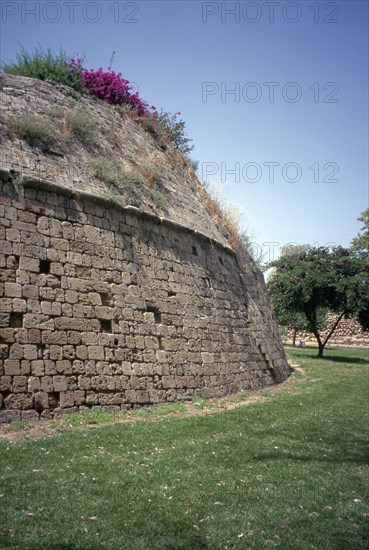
[0,176,290,421]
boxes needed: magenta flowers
[72,64,153,117]
[68,57,193,153]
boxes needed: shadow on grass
[250,431,369,465]
[286,347,368,365]
[319,355,369,365]
[17,518,211,550]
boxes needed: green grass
[130,403,186,418]
[5,421,29,433]
[62,409,115,427]
[226,389,250,403]
[0,346,368,549]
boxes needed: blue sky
[1,0,368,261]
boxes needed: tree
[267,246,369,357]
[268,244,317,346]
[351,208,369,253]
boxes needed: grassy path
[0,346,368,549]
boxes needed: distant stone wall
[287,313,369,347]
[0,177,290,422]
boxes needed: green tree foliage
[268,246,369,357]
[268,244,321,346]
[351,207,369,253]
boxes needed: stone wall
[0,74,290,421]
[287,313,369,347]
[0,176,290,421]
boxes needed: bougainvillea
[76,63,193,152]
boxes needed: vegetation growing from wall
[8,116,57,149]
[2,46,193,153]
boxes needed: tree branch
[323,311,345,347]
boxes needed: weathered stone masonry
[0,175,290,421]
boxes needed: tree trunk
[313,330,325,357]
[312,312,345,358]
[292,327,297,347]
[318,342,324,357]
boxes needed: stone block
[42,331,68,345]
[50,345,63,361]
[136,390,150,403]
[78,375,91,390]
[88,292,102,306]
[162,375,175,389]
[0,410,21,423]
[28,329,41,344]
[66,376,77,390]
[9,343,24,360]
[5,282,22,297]
[41,376,54,392]
[56,360,72,375]
[44,360,57,375]
[31,360,45,376]
[12,298,27,313]
[95,306,114,320]
[201,352,215,364]
[34,391,49,411]
[54,318,99,332]
[125,390,137,403]
[74,390,86,405]
[60,390,75,408]
[4,393,33,410]
[23,314,53,330]
[23,347,37,362]
[22,285,40,300]
[91,375,107,390]
[21,410,40,422]
[19,257,39,272]
[5,359,21,375]
[28,376,41,393]
[53,375,68,391]
[88,346,105,360]
[145,336,159,350]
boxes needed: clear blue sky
[1,0,368,261]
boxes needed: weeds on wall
[149,188,166,207]
[92,158,123,187]
[92,157,166,209]
[202,181,243,248]
[64,108,97,145]
[8,115,57,149]
[48,107,97,145]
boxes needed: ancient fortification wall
[0,75,290,421]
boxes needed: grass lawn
[0,346,368,549]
